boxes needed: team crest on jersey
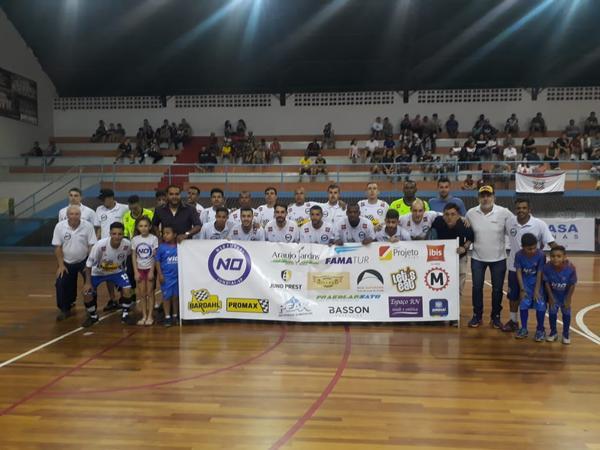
[285,234,293,241]
[64,232,71,240]
[320,234,329,242]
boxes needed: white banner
[541,218,596,251]
[179,240,460,323]
[516,172,565,193]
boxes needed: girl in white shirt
[131,217,159,326]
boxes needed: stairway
[157,137,210,190]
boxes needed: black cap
[98,188,115,200]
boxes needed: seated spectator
[198,145,216,171]
[224,120,233,138]
[529,112,547,133]
[91,120,107,142]
[464,139,478,163]
[135,128,147,163]
[236,119,247,136]
[581,134,593,160]
[157,119,171,147]
[503,133,515,148]
[299,152,312,181]
[487,136,500,159]
[555,133,569,158]
[169,122,180,148]
[364,137,379,163]
[517,162,532,174]
[253,139,267,164]
[349,139,359,163]
[410,114,423,137]
[525,151,541,169]
[584,112,598,135]
[431,113,443,136]
[395,147,412,181]
[115,123,126,140]
[307,138,321,157]
[432,156,446,180]
[21,140,43,165]
[371,116,383,139]
[382,148,396,180]
[44,139,61,166]
[383,136,396,152]
[382,117,394,140]
[472,114,486,136]
[445,114,459,138]
[589,147,600,176]
[114,138,134,164]
[475,134,489,160]
[147,139,163,164]
[422,118,439,150]
[178,119,192,144]
[503,142,518,162]
[269,138,282,164]
[419,150,435,179]
[107,123,117,142]
[311,153,328,179]
[461,174,475,190]
[408,134,424,160]
[521,134,536,156]
[400,114,412,133]
[569,135,583,160]
[565,119,581,139]
[221,138,234,163]
[142,119,154,141]
[481,119,497,139]
[504,113,519,134]
[322,122,335,149]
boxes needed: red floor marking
[0,330,137,416]
[44,325,287,396]
[268,324,352,450]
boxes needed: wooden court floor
[0,253,599,450]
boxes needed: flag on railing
[515,172,565,194]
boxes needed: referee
[52,205,97,321]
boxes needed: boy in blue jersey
[156,226,179,327]
[542,246,577,344]
[514,233,547,341]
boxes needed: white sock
[510,312,518,322]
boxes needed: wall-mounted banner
[0,66,38,125]
[179,240,460,323]
[516,172,565,194]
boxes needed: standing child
[131,217,159,326]
[542,246,577,344]
[514,233,547,341]
[156,226,179,327]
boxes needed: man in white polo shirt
[58,187,99,228]
[52,205,97,321]
[465,185,512,328]
[501,197,557,332]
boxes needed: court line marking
[28,294,52,298]
[45,326,287,396]
[575,303,600,344]
[0,310,120,369]
[0,330,136,416]
[269,325,351,450]
[481,280,600,346]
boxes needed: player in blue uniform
[156,226,179,327]
[542,246,577,344]
[514,233,547,341]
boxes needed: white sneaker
[546,332,558,342]
[562,336,571,345]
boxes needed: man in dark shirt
[152,185,201,242]
[428,202,474,299]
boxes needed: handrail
[15,172,83,217]
[11,165,79,212]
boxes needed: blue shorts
[507,271,519,302]
[91,272,131,292]
[161,278,179,300]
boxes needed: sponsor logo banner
[188,289,222,314]
[356,269,384,292]
[429,299,449,317]
[389,296,423,318]
[226,298,269,313]
[307,272,350,290]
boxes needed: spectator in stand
[581,134,593,160]
[312,153,328,179]
[555,133,569,158]
[590,147,600,176]
[475,133,490,160]
[364,137,379,163]
[530,112,547,133]
[472,114,486,136]
[107,123,117,142]
[565,119,581,139]
[299,152,312,181]
[307,138,321,157]
[178,119,192,145]
[135,128,147,163]
[446,114,459,139]
[382,117,394,140]
[371,116,383,139]
[503,141,518,163]
[114,138,134,164]
[525,148,542,168]
[431,113,443,136]
[349,139,359,163]
[115,123,126,141]
[411,114,423,137]
[169,122,179,148]
[584,112,598,135]
[44,139,61,166]
[521,134,536,156]
[381,148,396,181]
[21,140,43,166]
[269,138,282,164]
[142,119,154,141]
[91,120,108,142]
[419,149,435,179]
[481,119,497,139]
[221,138,234,163]
[400,114,412,134]
[461,174,476,190]
[517,162,532,174]
[504,113,519,134]
[503,133,515,148]
[322,122,335,149]
[236,119,247,136]
[408,134,424,160]
[253,139,267,165]
[147,138,163,164]
[383,135,396,153]
[224,120,233,138]
[198,145,217,171]
[157,120,171,148]
[569,135,583,160]
[395,147,412,181]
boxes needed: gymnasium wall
[52,88,600,138]
[0,9,56,157]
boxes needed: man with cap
[95,188,128,311]
[52,205,97,321]
[465,185,512,328]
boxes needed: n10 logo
[208,243,252,286]
[216,258,244,271]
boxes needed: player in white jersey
[96,189,128,239]
[501,198,557,332]
[58,187,100,227]
[287,186,315,226]
[375,209,411,242]
[299,205,335,244]
[399,199,439,240]
[228,207,265,241]
[265,204,300,243]
[256,186,278,227]
[229,191,257,222]
[198,207,232,239]
[320,183,346,226]
[334,204,375,245]
[186,186,204,218]
[199,187,227,224]
[82,222,134,327]
[358,182,389,231]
